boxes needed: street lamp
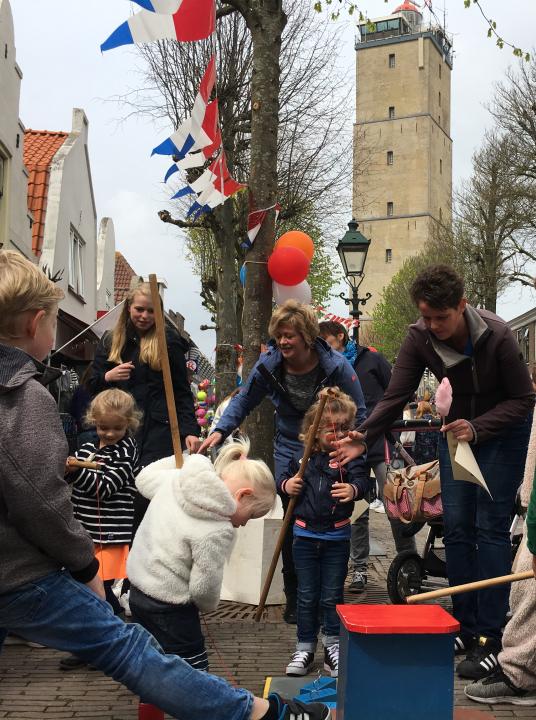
[337,218,372,343]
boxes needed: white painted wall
[0,0,33,258]
[40,108,99,326]
[96,217,116,312]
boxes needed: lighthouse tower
[352,1,453,313]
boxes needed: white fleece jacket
[126,454,237,612]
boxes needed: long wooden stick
[406,570,535,604]
[67,459,102,470]
[148,274,183,469]
[254,387,337,622]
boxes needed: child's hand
[285,475,304,496]
[65,457,78,474]
[331,482,355,503]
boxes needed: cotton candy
[435,377,453,417]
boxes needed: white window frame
[69,225,85,298]
[387,202,394,216]
[387,150,394,165]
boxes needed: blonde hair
[215,437,276,517]
[416,400,434,419]
[85,389,143,433]
[108,283,161,371]
[300,387,357,452]
[0,250,64,340]
[268,300,319,348]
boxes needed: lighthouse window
[389,53,396,68]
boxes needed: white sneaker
[286,650,314,676]
[370,498,386,513]
[118,591,132,617]
[3,634,45,648]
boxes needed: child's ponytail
[214,436,251,474]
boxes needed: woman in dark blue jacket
[199,300,366,622]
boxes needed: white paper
[447,432,493,499]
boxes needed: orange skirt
[94,544,129,582]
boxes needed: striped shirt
[69,436,140,544]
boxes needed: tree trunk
[214,202,241,403]
[241,1,286,466]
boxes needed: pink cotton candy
[435,377,453,417]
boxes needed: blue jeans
[292,536,349,651]
[0,571,252,720]
[439,415,531,639]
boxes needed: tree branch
[158,210,207,230]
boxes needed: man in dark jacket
[333,265,534,680]
[319,321,416,593]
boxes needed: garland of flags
[101,0,253,223]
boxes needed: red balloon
[275,231,314,261]
[268,246,310,286]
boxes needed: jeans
[350,463,416,572]
[0,571,252,720]
[292,536,349,651]
[130,586,209,671]
[439,415,531,639]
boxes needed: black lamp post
[336,219,372,343]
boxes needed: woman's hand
[197,431,223,454]
[185,435,201,454]
[104,361,135,383]
[441,419,474,443]
[65,457,77,474]
[329,430,367,466]
[331,482,355,503]
[285,475,304,496]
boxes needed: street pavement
[0,512,533,719]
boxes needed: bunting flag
[153,56,218,158]
[130,0,182,12]
[320,312,359,330]
[243,197,281,249]
[101,0,215,51]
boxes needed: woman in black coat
[88,283,200,530]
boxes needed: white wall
[96,217,115,312]
[0,0,33,258]
[40,108,98,326]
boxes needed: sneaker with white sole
[370,498,386,513]
[285,650,314,676]
[118,592,132,617]
[464,667,536,706]
[268,692,330,719]
[3,633,45,648]
[324,644,339,678]
[454,633,475,656]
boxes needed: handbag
[383,460,442,523]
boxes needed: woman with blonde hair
[199,299,366,623]
[88,282,200,531]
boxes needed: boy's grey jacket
[0,344,98,594]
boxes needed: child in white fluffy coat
[127,438,275,671]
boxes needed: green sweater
[527,471,536,556]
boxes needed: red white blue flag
[130,0,182,12]
[243,197,281,249]
[101,0,215,51]
[153,55,218,159]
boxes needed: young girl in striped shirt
[65,388,141,615]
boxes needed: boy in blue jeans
[0,249,329,720]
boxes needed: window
[439,63,442,78]
[387,150,394,165]
[389,106,395,119]
[385,249,392,263]
[387,202,394,216]
[440,158,443,174]
[439,91,442,107]
[438,114,441,125]
[439,207,443,221]
[389,53,396,68]
[517,327,530,362]
[69,226,85,297]
[0,156,4,199]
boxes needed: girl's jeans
[439,415,531,640]
[0,571,252,720]
[292,535,349,651]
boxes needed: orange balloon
[275,231,314,261]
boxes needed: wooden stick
[67,459,102,470]
[254,387,337,622]
[406,570,535,604]
[148,274,183,469]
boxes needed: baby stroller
[385,419,525,604]
[383,419,446,604]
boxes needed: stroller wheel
[387,551,424,604]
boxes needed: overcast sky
[10,0,536,359]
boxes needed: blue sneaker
[268,692,331,719]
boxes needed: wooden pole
[406,570,535,604]
[148,274,183,469]
[67,459,102,470]
[254,387,337,622]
